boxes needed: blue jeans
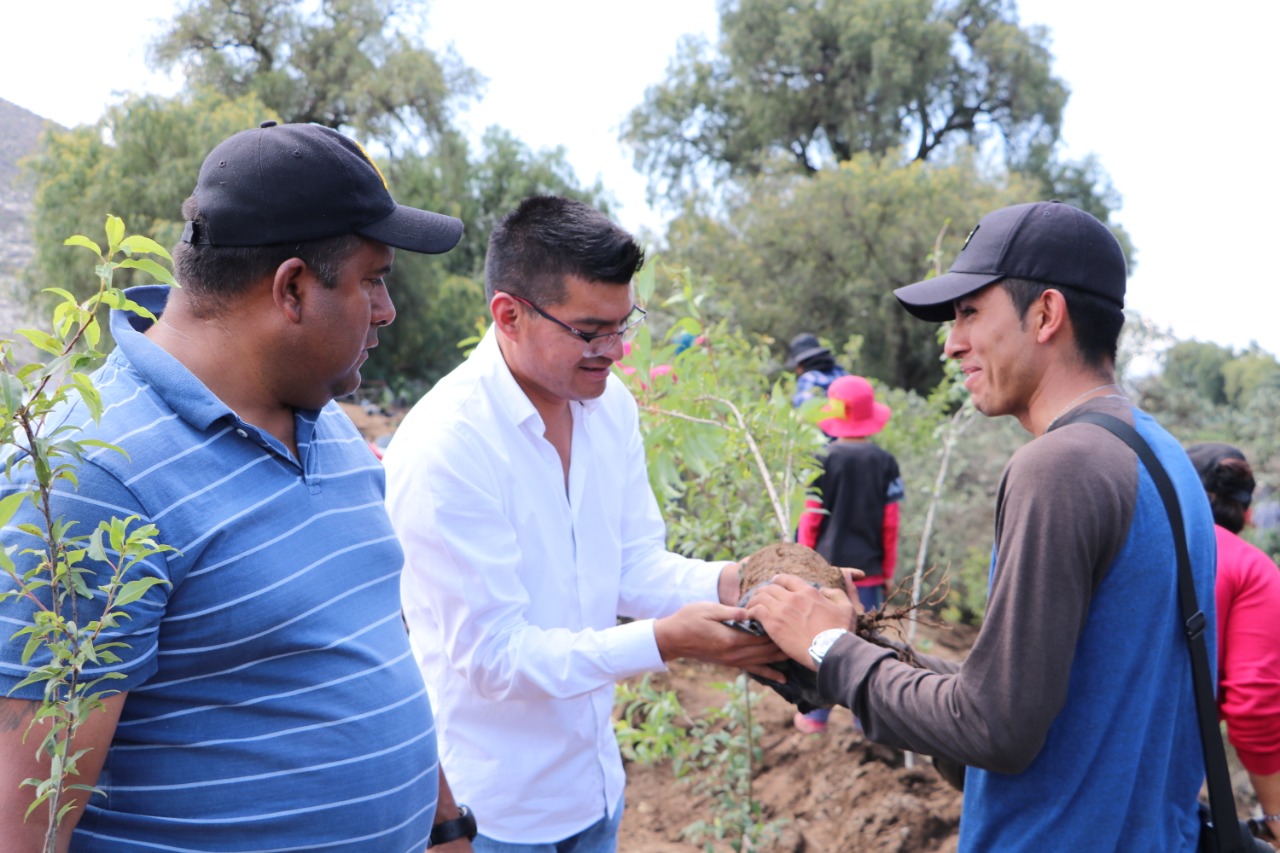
[472,799,625,853]
[856,583,885,612]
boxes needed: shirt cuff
[607,617,667,677]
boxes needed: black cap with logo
[894,201,1126,322]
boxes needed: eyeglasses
[501,291,647,357]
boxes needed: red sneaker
[793,711,827,734]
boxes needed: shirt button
[236,428,248,438]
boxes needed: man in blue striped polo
[1,122,473,851]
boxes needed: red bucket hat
[818,375,891,438]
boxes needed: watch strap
[429,804,477,847]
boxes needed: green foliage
[623,0,1068,205]
[616,263,824,560]
[1138,368,1280,525]
[1221,348,1280,409]
[150,0,483,151]
[614,674,786,851]
[1,217,175,851]
[24,90,269,310]
[941,545,996,623]
[1140,342,1280,504]
[659,153,1035,394]
[1160,340,1235,406]
[365,127,614,385]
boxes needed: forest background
[3,0,1279,611]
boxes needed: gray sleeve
[817,419,1135,773]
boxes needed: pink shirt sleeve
[1214,525,1280,775]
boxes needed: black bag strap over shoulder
[1052,410,1247,853]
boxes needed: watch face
[809,629,847,666]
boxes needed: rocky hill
[1,97,57,339]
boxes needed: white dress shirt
[383,327,723,843]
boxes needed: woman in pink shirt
[1188,442,1280,844]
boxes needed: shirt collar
[473,325,604,434]
[109,285,323,440]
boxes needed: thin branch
[703,396,790,540]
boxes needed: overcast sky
[2,0,1275,357]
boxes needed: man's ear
[490,291,522,339]
[1034,288,1069,344]
[272,258,310,324]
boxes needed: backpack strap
[1051,410,1244,852]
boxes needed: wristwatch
[808,628,850,668]
[429,804,477,847]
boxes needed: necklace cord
[1046,383,1125,431]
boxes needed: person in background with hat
[1187,443,1280,845]
[786,332,848,408]
[382,196,783,853]
[0,122,474,850]
[746,200,1217,850]
[792,375,903,735]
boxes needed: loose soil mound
[739,542,845,594]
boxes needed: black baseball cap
[894,201,1126,322]
[182,121,463,254]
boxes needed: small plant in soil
[615,673,787,852]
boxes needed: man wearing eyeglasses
[383,196,783,852]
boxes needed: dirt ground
[337,399,403,441]
[616,623,974,853]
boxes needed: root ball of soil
[738,542,846,595]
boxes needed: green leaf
[15,328,63,356]
[0,491,28,530]
[113,576,168,607]
[86,528,108,564]
[41,286,79,304]
[106,293,157,322]
[104,215,125,252]
[63,235,102,255]
[116,258,177,286]
[636,258,656,304]
[52,301,77,337]
[118,235,173,260]
[0,373,26,418]
[70,373,104,422]
[83,315,102,350]
[19,631,45,666]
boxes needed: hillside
[0,97,55,337]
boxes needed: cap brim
[893,271,1004,322]
[359,205,464,254]
[785,346,830,370]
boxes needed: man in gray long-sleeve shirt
[747,201,1213,851]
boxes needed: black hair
[1000,278,1124,369]
[1203,455,1256,534]
[172,196,364,317]
[484,196,644,304]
